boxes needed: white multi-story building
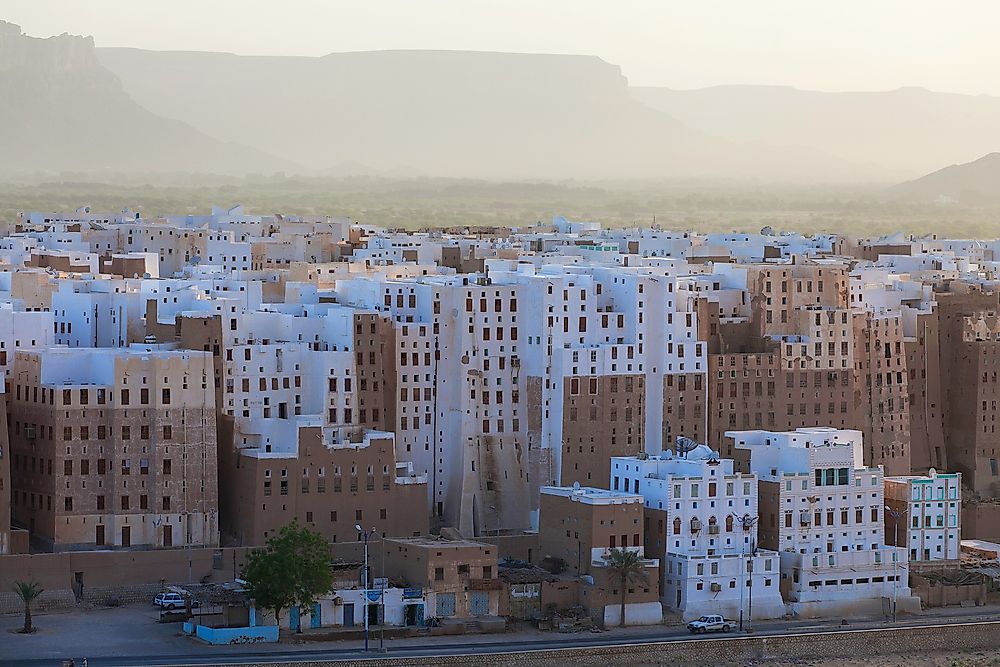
[728,427,919,617]
[885,471,962,565]
[611,445,785,621]
[337,272,531,537]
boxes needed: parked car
[153,592,198,610]
[686,614,735,634]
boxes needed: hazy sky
[6,0,1000,94]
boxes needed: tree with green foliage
[604,547,649,627]
[12,580,43,633]
[242,520,333,627]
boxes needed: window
[435,567,445,581]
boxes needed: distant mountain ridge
[632,85,1000,178]
[0,21,286,175]
[95,46,872,182]
[887,153,1000,203]
[6,19,998,183]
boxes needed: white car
[154,592,197,610]
[686,614,735,634]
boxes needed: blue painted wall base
[193,624,279,645]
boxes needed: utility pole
[884,506,908,622]
[739,541,745,632]
[356,525,374,651]
[731,513,759,632]
[380,532,385,652]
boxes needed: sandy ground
[782,652,1000,667]
[632,651,1000,667]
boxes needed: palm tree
[12,580,43,634]
[604,547,648,627]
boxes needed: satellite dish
[572,481,581,490]
[190,256,202,265]
[675,436,700,459]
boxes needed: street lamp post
[356,525,376,651]
[379,532,385,652]
[731,513,759,632]
[884,506,908,622]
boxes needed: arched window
[673,517,682,535]
[726,515,734,532]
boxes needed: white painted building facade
[729,427,918,617]
[885,471,962,564]
[611,447,785,621]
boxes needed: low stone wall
[911,574,987,608]
[0,546,253,615]
[82,582,165,606]
[178,620,1000,667]
[0,588,76,615]
[0,583,173,614]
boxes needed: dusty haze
[5,0,1000,95]
[2,3,1000,191]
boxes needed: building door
[676,589,682,608]
[95,525,105,546]
[163,525,173,547]
[405,604,420,626]
[343,603,355,627]
[470,592,490,616]
[121,526,131,547]
[367,603,379,627]
[310,603,322,629]
[73,572,84,600]
[289,605,301,633]
[436,592,456,617]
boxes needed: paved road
[10,609,1000,667]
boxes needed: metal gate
[470,591,490,616]
[436,592,456,617]
[310,603,322,629]
[343,603,355,627]
[289,605,301,633]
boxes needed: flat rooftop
[385,536,493,550]
[541,485,643,505]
